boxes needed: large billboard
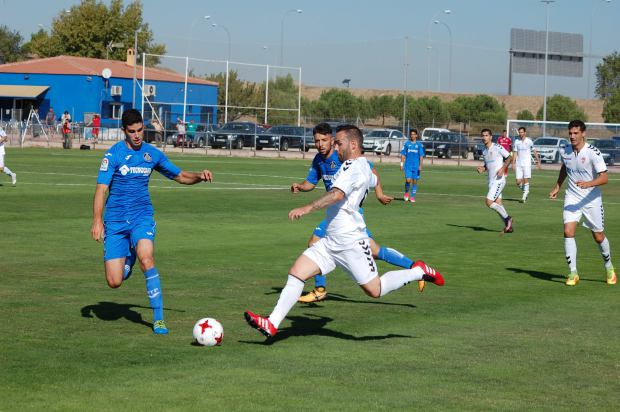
[510,28,583,77]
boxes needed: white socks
[3,166,13,175]
[268,275,305,328]
[490,202,508,219]
[598,237,613,270]
[379,267,424,297]
[564,237,577,273]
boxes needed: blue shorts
[103,217,156,261]
[312,218,373,239]
[404,168,420,180]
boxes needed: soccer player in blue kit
[91,109,213,335]
[400,128,425,203]
[291,123,423,303]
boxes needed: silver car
[362,129,406,156]
[533,137,569,163]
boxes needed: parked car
[422,132,470,159]
[590,139,620,166]
[256,125,312,151]
[472,140,485,160]
[421,127,450,141]
[533,137,569,163]
[210,122,266,149]
[362,129,406,155]
[166,123,217,148]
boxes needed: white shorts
[563,200,605,232]
[0,153,4,168]
[515,164,531,180]
[486,177,506,201]
[302,237,378,285]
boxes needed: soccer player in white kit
[477,129,514,233]
[0,126,17,185]
[244,125,444,339]
[513,127,541,202]
[549,120,616,286]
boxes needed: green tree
[0,25,25,62]
[262,74,299,125]
[368,95,395,126]
[204,70,261,122]
[536,94,587,122]
[23,0,165,65]
[596,52,620,122]
[403,96,449,127]
[517,109,535,120]
[316,89,359,120]
[450,94,507,125]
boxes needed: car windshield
[368,130,390,138]
[221,123,251,131]
[534,138,559,146]
[592,140,613,148]
[428,134,448,141]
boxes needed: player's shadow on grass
[507,267,606,284]
[446,223,496,232]
[80,301,154,329]
[266,287,417,309]
[240,314,413,345]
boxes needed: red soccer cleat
[413,260,444,286]
[244,311,277,338]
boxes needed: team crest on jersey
[330,161,336,169]
[143,153,152,162]
[581,156,586,164]
[100,158,109,171]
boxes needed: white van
[421,127,450,141]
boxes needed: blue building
[0,50,218,129]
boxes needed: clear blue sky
[2,0,619,99]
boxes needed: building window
[111,103,123,119]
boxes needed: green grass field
[1,148,619,411]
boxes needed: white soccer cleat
[11,173,16,185]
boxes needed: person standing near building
[0,126,17,185]
[476,129,513,233]
[549,120,616,286]
[176,118,186,147]
[152,118,164,147]
[513,127,541,202]
[91,114,101,143]
[91,109,214,334]
[400,128,425,203]
[45,108,56,137]
[186,119,197,148]
[62,118,72,149]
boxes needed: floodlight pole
[427,9,451,91]
[280,9,302,66]
[587,0,612,99]
[402,36,409,134]
[132,30,138,109]
[542,0,554,137]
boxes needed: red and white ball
[192,318,224,346]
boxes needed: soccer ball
[192,318,224,346]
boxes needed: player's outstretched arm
[289,188,345,220]
[291,180,316,193]
[549,164,567,199]
[91,184,108,241]
[371,170,392,205]
[576,171,608,189]
[174,170,213,185]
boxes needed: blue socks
[405,182,410,193]
[144,267,164,321]
[314,274,327,288]
[123,249,137,280]
[378,246,414,269]
[411,184,418,198]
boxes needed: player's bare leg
[360,260,444,298]
[104,258,125,288]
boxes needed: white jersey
[0,128,6,155]
[560,144,607,205]
[513,137,534,166]
[324,157,377,250]
[482,143,510,183]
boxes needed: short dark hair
[568,119,586,131]
[122,109,143,129]
[335,124,363,146]
[313,122,333,136]
[518,127,526,132]
[481,128,492,135]
[409,128,418,135]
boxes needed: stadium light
[427,9,451,90]
[280,9,303,66]
[433,20,453,92]
[541,0,554,137]
[211,23,232,61]
[587,0,612,99]
[186,15,211,56]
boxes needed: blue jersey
[305,151,342,191]
[401,141,425,169]
[97,141,181,222]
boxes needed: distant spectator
[186,119,197,148]
[176,118,186,147]
[62,119,72,149]
[91,114,101,143]
[152,118,163,147]
[61,110,71,125]
[45,108,56,136]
